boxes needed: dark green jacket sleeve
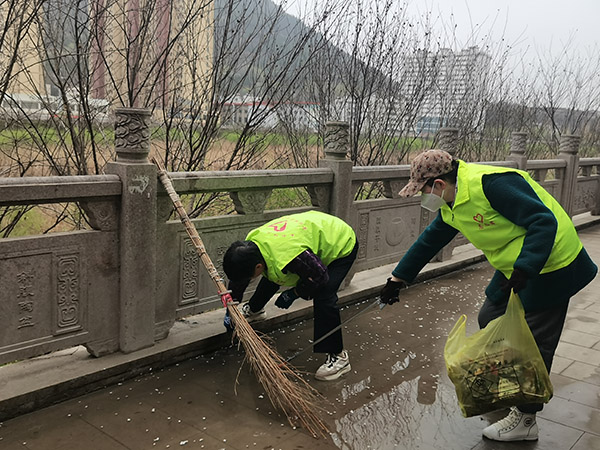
[391,213,458,282]
[482,172,557,277]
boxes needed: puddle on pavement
[330,377,466,449]
[263,264,491,449]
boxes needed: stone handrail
[0,175,121,205]
[168,168,333,191]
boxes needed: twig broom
[152,157,330,438]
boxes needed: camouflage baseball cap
[399,149,454,198]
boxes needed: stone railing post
[318,121,353,223]
[508,132,528,170]
[436,127,459,156]
[558,134,581,216]
[105,108,157,353]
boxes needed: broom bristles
[228,303,330,438]
[151,158,329,437]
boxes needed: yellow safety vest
[440,161,582,277]
[246,211,356,286]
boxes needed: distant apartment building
[0,2,48,118]
[1,0,214,122]
[90,0,214,118]
[402,46,492,135]
[221,97,273,128]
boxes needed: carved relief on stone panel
[213,244,230,280]
[357,212,369,259]
[324,122,349,157]
[386,209,419,250]
[386,216,409,247]
[307,185,331,210]
[230,189,272,214]
[574,180,598,211]
[382,180,406,199]
[114,108,151,157]
[16,264,37,332]
[373,215,383,254]
[157,197,175,223]
[179,237,199,305]
[128,175,150,195]
[363,207,420,259]
[56,254,81,332]
[420,207,434,231]
[81,200,119,231]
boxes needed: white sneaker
[239,302,267,322]
[482,407,538,441]
[315,350,351,381]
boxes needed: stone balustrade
[1,111,599,366]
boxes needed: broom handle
[151,157,231,304]
[285,299,385,363]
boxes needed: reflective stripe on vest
[246,210,356,286]
[440,161,582,277]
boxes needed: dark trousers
[248,242,359,355]
[478,297,569,414]
[313,242,359,354]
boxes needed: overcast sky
[279,0,599,60]
[404,0,599,57]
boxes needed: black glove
[501,268,528,293]
[294,280,316,300]
[380,278,407,305]
[275,288,299,309]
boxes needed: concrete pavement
[0,216,599,449]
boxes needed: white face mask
[420,183,446,212]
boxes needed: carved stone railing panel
[157,197,175,222]
[55,250,83,334]
[81,200,119,231]
[179,236,200,305]
[573,179,599,214]
[382,180,406,199]
[350,199,421,272]
[574,158,600,215]
[307,185,331,210]
[230,189,273,214]
[0,231,120,364]
[532,168,548,182]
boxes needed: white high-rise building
[402,46,491,135]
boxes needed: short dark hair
[222,240,263,281]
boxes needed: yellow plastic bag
[444,291,553,417]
